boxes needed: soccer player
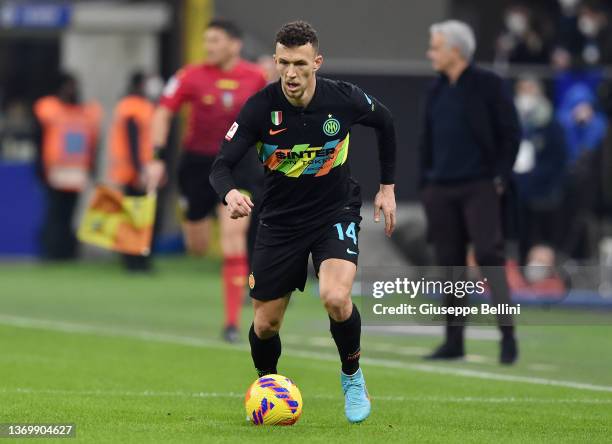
[145,19,267,342]
[209,21,397,423]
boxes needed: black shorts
[249,207,362,301]
[178,150,262,221]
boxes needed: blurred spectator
[554,1,610,67]
[513,76,567,263]
[506,244,567,295]
[108,71,156,272]
[33,72,102,260]
[0,99,35,162]
[495,5,549,66]
[557,83,607,259]
[553,0,583,69]
[557,83,606,164]
[598,81,612,218]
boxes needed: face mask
[516,94,539,115]
[144,75,164,102]
[573,103,594,124]
[524,262,552,283]
[578,16,599,37]
[505,12,528,35]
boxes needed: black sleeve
[348,84,397,184]
[418,83,437,189]
[491,77,521,183]
[126,118,142,174]
[209,96,261,202]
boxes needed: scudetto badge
[271,111,283,126]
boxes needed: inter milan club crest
[271,111,283,126]
[323,115,340,136]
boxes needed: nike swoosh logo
[269,128,287,136]
[346,248,358,255]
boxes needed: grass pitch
[1,257,611,443]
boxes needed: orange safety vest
[108,95,154,186]
[33,96,103,192]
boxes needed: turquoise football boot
[341,368,371,423]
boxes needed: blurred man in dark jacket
[557,83,607,259]
[420,20,521,364]
[513,75,567,263]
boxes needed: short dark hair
[275,21,319,51]
[128,71,145,93]
[56,71,77,92]
[207,18,243,39]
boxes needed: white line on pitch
[2,387,612,405]
[0,314,609,394]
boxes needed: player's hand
[144,160,166,193]
[374,184,396,238]
[225,189,254,219]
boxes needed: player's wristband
[153,146,168,163]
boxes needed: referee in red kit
[145,19,267,343]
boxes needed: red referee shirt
[159,59,267,156]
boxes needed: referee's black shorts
[249,206,362,301]
[178,149,262,221]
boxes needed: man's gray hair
[430,20,476,60]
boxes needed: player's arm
[144,72,186,192]
[209,131,255,219]
[353,88,398,237]
[209,97,261,219]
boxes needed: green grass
[1,257,611,443]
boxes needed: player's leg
[250,294,291,376]
[319,259,359,373]
[217,202,250,342]
[312,211,370,423]
[182,218,212,255]
[177,152,217,255]
[249,220,310,375]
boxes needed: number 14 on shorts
[334,222,357,245]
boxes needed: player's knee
[220,235,246,256]
[321,287,351,319]
[187,240,208,256]
[254,316,282,338]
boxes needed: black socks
[249,323,281,377]
[329,304,362,375]
[249,304,362,377]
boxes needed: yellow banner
[78,185,156,256]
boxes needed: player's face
[427,32,457,73]
[274,43,322,100]
[204,28,239,66]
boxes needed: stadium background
[1,0,612,442]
